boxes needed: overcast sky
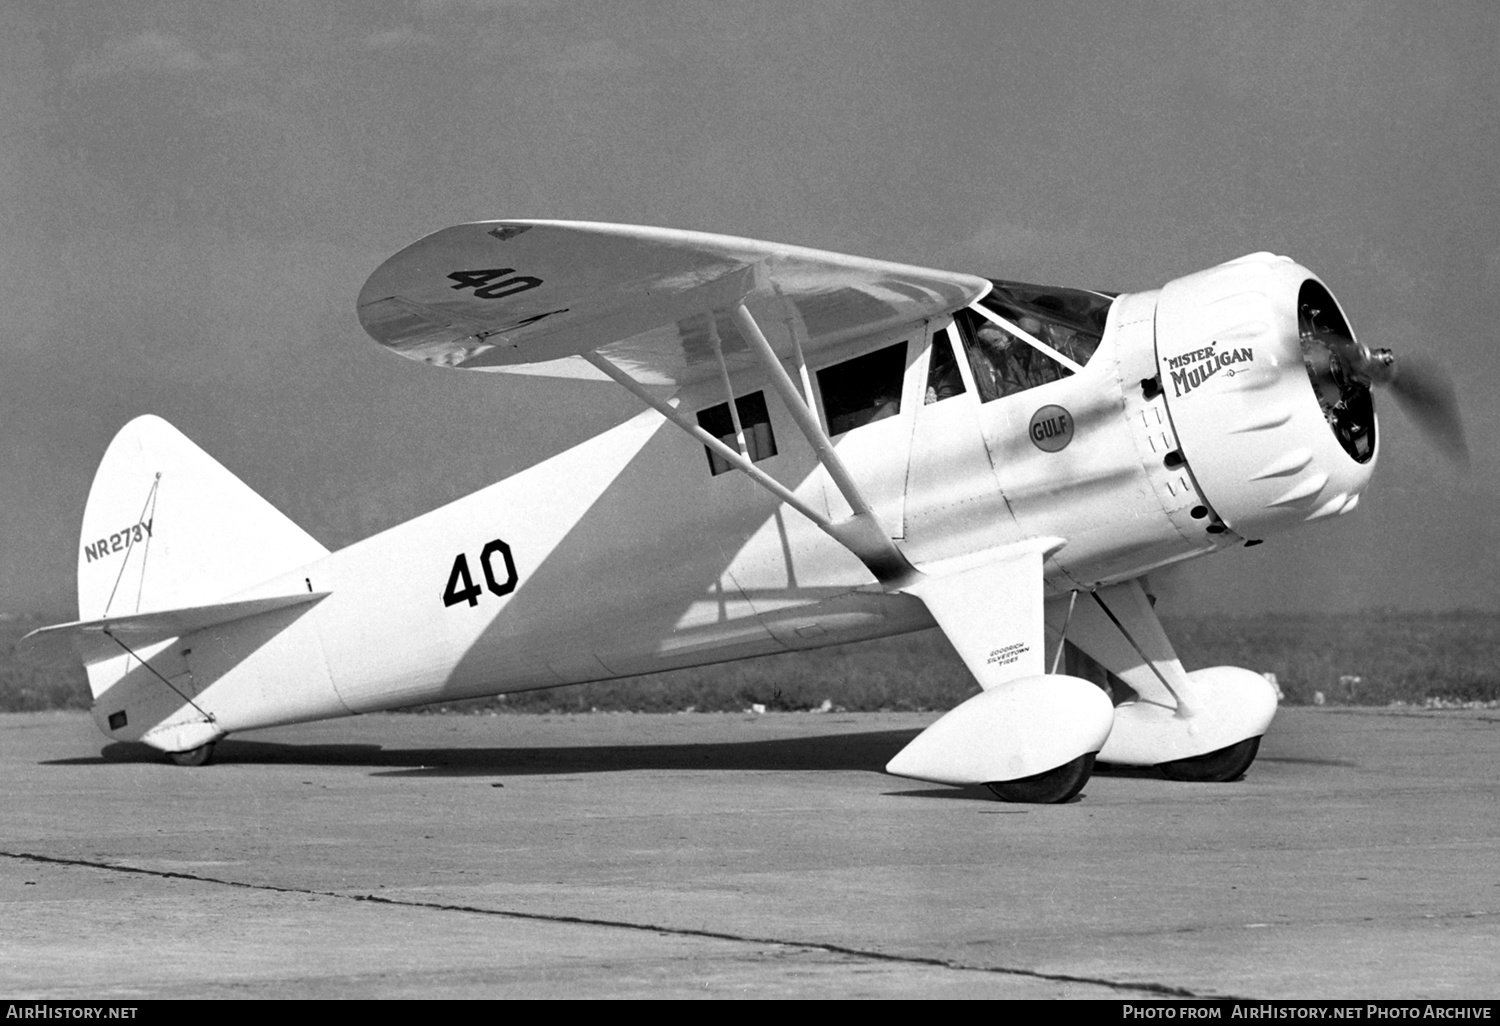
[2,0,1496,617]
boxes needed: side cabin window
[925,329,967,404]
[697,390,778,476]
[817,341,908,435]
[953,308,1071,402]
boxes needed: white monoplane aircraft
[24,221,1465,801]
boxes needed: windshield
[977,280,1115,367]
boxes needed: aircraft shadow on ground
[68,728,930,776]
[51,729,1256,804]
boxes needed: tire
[1157,736,1261,782]
[986,752,1095,803]
[169,742,215,767]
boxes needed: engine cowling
[1154,253,1376,542]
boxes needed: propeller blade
[1382,352,1469,465]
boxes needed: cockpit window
[979,280,1113,367]
[953,308,1070,402]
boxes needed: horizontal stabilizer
[22,592,329,663]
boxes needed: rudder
[76,415,329,699]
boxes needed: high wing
[358,220,989,587]
[356,220,989,386]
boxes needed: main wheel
[169,742,215,767]
[985,752,1095,803]
[1157,736,1260,782]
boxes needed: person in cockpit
[976,322,1029,394]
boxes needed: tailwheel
[986,752,1095,804]
[1157,736,1261,782]
[169,742,215,767]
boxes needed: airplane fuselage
[78,247,1378,769]
[159,286,1245,739]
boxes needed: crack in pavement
[4,849,1227,999]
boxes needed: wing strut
[583,300,918,588]
[707,321,751,460]
[770,282,820,411]
[729,306,860,520]
[581,348,830,530]
[727,302,916,585]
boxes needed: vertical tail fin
[76,415,329,699]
